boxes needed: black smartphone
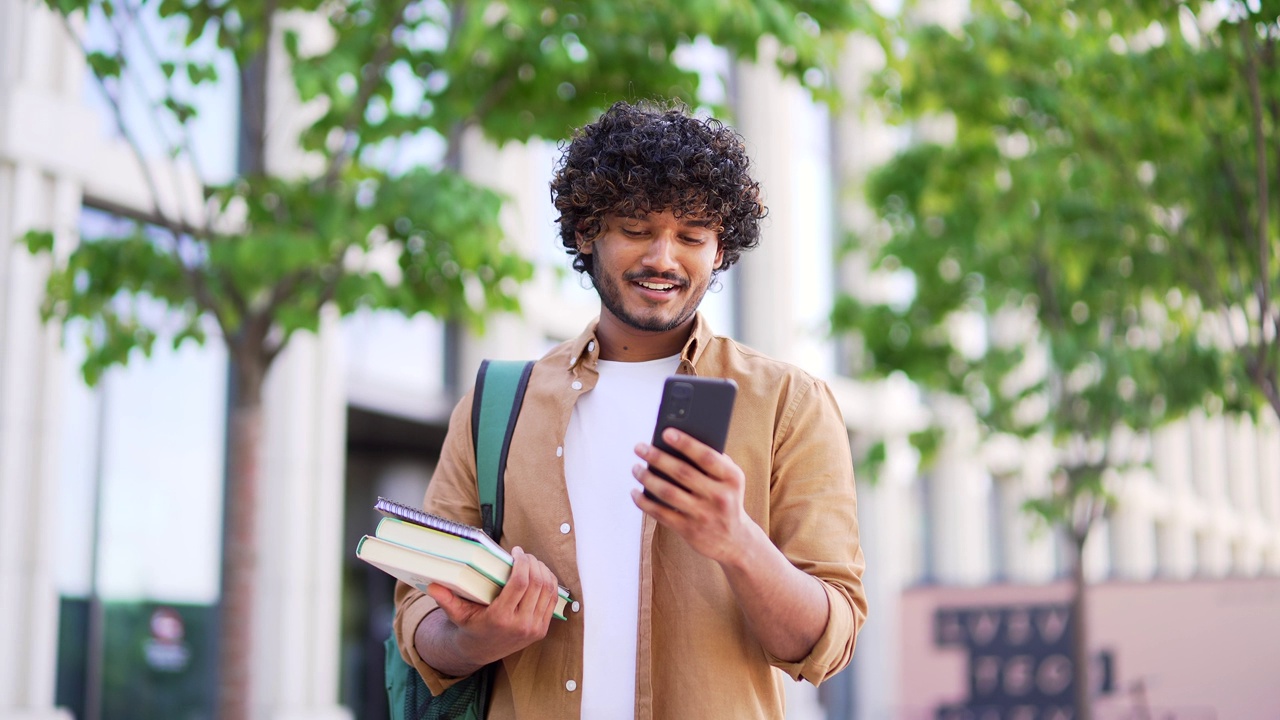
[644,376,738,506]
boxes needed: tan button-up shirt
[394,315,867,719]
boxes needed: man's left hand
[631,427,754,566]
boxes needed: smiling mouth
[636,280,678,292]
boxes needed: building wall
[3,1,1279,719]
[898,579,1280,720]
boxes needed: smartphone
[644,376,738,506]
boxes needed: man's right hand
[414,546,561,677]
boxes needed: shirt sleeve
[763,375,868,685]
[391,391,487,695]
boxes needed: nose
[640,233,678,272]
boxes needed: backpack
[385,359,535,720]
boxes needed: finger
[529,560,559,621]
[631,462,692,514]
[659,428,728,479]
[514,553,552,609]
[507,546,532,589]
[633,444,705,498]
[425,583,475,624]
[631,483,691,527]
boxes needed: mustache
[623,270,687,287]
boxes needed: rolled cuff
[764,581,860,686]
[393,585,472,696]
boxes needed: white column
[850,434,916,720]
[0,160,74,720]
[1257,413,1280,525]
[1152,421,1198,578]
[1108,469,1159,580]
[251,308,352,720]
[1192,414,1233,577]
[1225,415,1260,518]
[456,130,577,379]
[1257,415,1280,574]
[1006,434,1059,583]
[731,39,803,361]
[930,401,993,585]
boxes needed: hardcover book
[357,535,501,606]
[368,498,572,619]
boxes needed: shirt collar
[567,313,715,371]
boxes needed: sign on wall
[933,603,1113,719]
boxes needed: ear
[713,244,724,269]
[577,232,594,255]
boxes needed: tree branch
[57,12,241,344]
[118,0,213,234]
[318,0,414,189]
[1208,132,1255,306]
[444,71,517,171]
[234,0,287,179]
[1241,22,1271,344]
[1031,239,1064,331]
[61,15,173,232]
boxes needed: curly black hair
[551,100,766,276]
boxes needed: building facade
[2,1,1278,719]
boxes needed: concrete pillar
[1258,414,1280,525]
[1006,434,1059,584]
[0,11,85,713]
[850,434,916,720]
[730,39,804,363]
[1257,415,1280,574]
[1109,469,1159,580]
[0,158,75,720]
[251,307,352,720]
[1225,415,1260,517]
[455,129,588,380]
[930,401,993,585]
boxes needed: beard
[590,266,711,333]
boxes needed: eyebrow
[616,213,715,228]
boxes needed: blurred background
[0,0,1277,719]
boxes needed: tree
[834,1,1277,716]
[23,1,865,718]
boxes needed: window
[79,3,239,184]
[56,206,228,603]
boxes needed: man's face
[581,210,724,334]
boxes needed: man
[394,100,866,719]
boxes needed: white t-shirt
[564,355,679,720]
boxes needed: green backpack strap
[469,360,535,540]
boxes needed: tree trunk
[1070,533,1091,720]
[217,357,266,720]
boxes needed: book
[375,496,511,563]
[375,516,516,587]
[356,535,501,605]
[369,498,572,619]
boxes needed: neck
[596,311,694,362]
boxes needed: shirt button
[571,601,581,613]
[566,680,577,692]
[571,380,583,390]
[556,446,563,458]
[559,523,571,534]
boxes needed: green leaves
[838,2,1280,506]
[30,0,865,388]
[26,222,193,385]
[290,0,866,164]
[85,51,123,79]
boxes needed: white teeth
[638,281,675,290]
